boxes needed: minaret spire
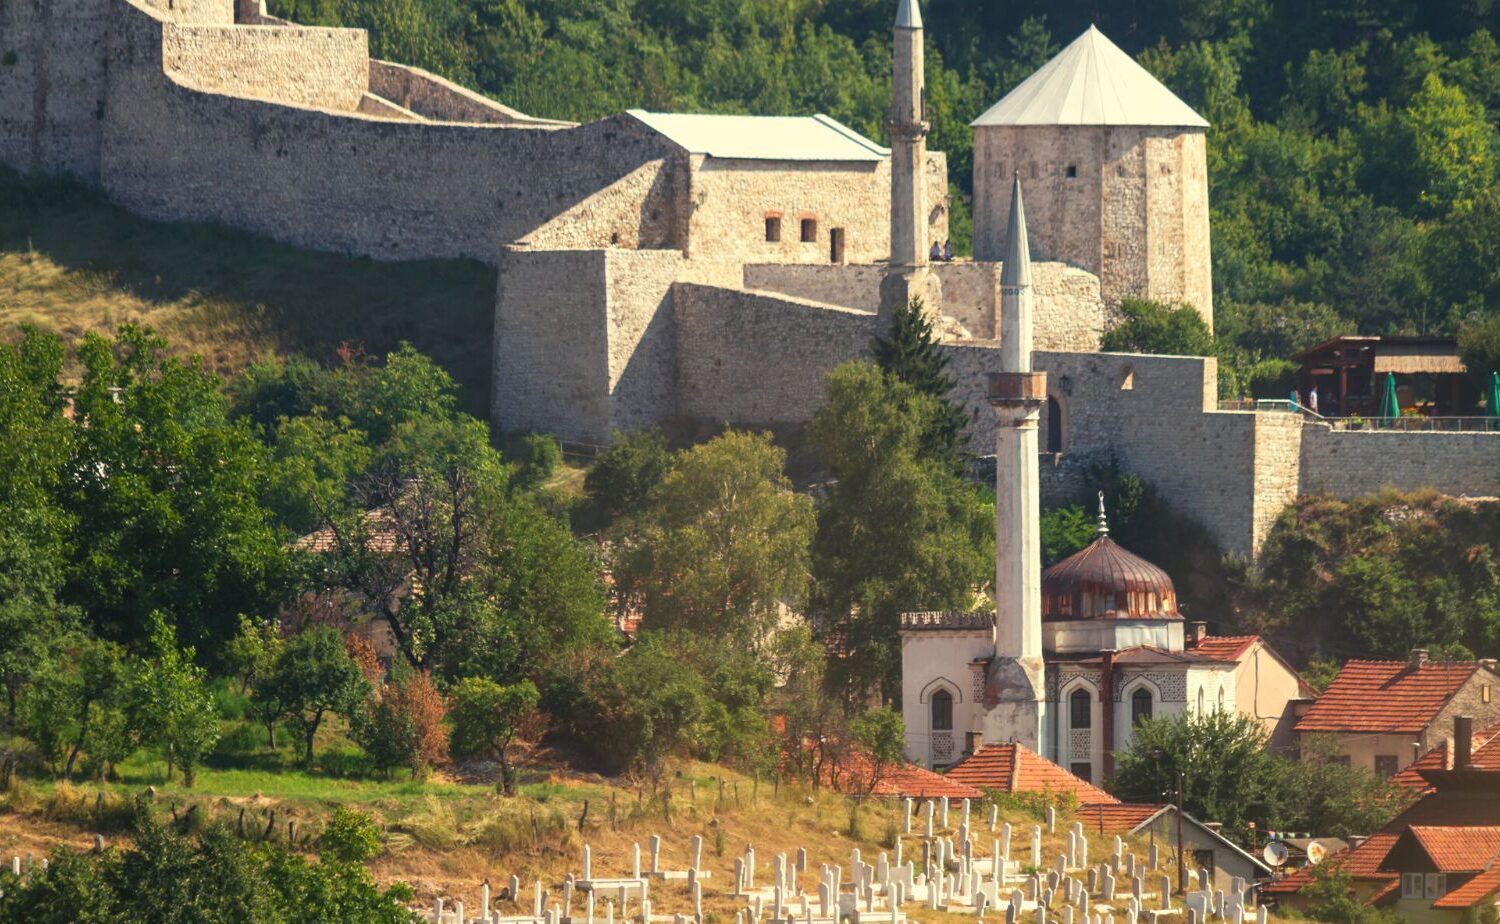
[880,0,943,317]
[1096,491,1109,537]
[983,173,1047,753]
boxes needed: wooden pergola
[1291,336,1477,418]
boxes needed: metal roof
[972,26,1208,128]
[626,110,888,162]
[895,0,922,29]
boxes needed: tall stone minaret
[879,0,942,317]
[983,174,1047,750]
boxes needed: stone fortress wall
[973,125,1213,329]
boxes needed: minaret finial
[1096,491,1109,537]
[1001,172,1032,289]
[895,0,923,29]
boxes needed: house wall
[1136,814,1266,894]
[973,125,1212,327]
[1232,643,1309,752]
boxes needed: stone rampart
[162,23,370,112]
[97,0,677,262]
[518,159,686,252]
[367,60,562,126]
[0,0,112,178]
[1299,426,1500,499]
[674,284,881,427]
[142,0,235,24]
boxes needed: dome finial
[1096,490,1109,537]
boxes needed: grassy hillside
[0,168,496,417]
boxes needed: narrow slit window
[800,218,817,242]
[765,216,782,242]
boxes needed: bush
[354,665,448,780]
[1100,298,1215,357]
[510,432,563,489]
[318,807,383,863]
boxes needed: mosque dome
[1040,496,1180,621]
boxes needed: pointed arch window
[1070,688,1092,729]
[931,689,953,731]
[1131,688,1154,726]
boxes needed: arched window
[1197,687,1205,713]
[931,689,953,731]
[1046,396,1064,453]
[1217,686,1226,711]
[1131,688,1154,726]
[1070,688,1092,729]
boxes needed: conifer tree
[870,299,967,465]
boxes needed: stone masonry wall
[492,248,612,444]
[98,0,679,262]
[685,152,948,266]
[162,24,370,112]
[366,60,559,125]
[673,284,882,426]
[1300,426,1500,499]
[139,0,234,23]
[518,158,686,252]
[0,0,111,179]
[973,124,1213,328]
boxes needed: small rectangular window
[1485,683,1492,704]
[1375,755,1398,778]
[1066,165,1077,178]
[1402,874,1423,899]
[1070,762,1092,782]
[1426,873,1446,899]
[765,216,782,242]
[800,218,817,242]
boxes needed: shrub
[318,807,383,863]
[354,665,448,780]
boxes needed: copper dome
[1041,502,1180,621]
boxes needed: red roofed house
[1295,651,1500,778]
[1267,716,1500,918]
[943,741,1117,805]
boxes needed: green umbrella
[1378,372,1399,425]
[1489,371,1500,417]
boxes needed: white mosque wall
[1043,619,1184,655]
[899,627,993,767]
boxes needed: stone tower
[970,26,1213,328]
[983,174,1047,750]
[880,0,942,317]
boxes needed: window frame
[1374,755,1399,779]
[930,689,953,732]
[800,217,818,243]
[1131,687,1154,726]
[764,215,783,243]
[1069,687,1093,730]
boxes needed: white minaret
[983,173,1046,750]
[879,0,942,317]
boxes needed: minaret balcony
[988,371,1047,406]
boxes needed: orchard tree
[448,677,542,794]
[354,663,449,780]
[580,428,674,532]
[621,431,814,646]
[129,613,220,787]
[259,626,368,766]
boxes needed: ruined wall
[973,125,1213,328]
[0,0,111,179]
[366,60,561,125]
[673,285,881,426]
[492,248,612,444]
[1299,426,1500,499]
[684,152,948,266]
[162,23,369,111]
[98,0,678,262]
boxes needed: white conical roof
[895,0,922,29]
[972,26,1207,128]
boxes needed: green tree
[1112,710,1290,847]
[581,428,674,531]
[317,807,384,864]
[848,706,906,794]
[620,431,814,645]
[1100,299,1216,357]
[809,362,993,700]
[1040,505,1096,566]
[129,613,220,787]
[1405,71,1496,216]
[448,677,542,794]
[576,632,708,778]
[22,636,131,780]
[352,663,449,780]
[871,299,966,465]
[259,627,368,767]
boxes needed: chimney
[1410,649,1429,671]
[1455,715,1474,771]
[1187,622,1208,648]
[965,732,982,755]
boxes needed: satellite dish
[1307,842,1328,865]
[1263,841,1290,867]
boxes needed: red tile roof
[1405,826,1500,872]
[815,747,984,800]
[1189,635,1259,661]
[1434,864,1500,908]
[1294,660,1482,734]
[1393,722,1500,793]
[944,743,1119,805]
[1073,802,1165,834]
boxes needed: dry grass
[0,168,496,416]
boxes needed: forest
[268,0,1500,392]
